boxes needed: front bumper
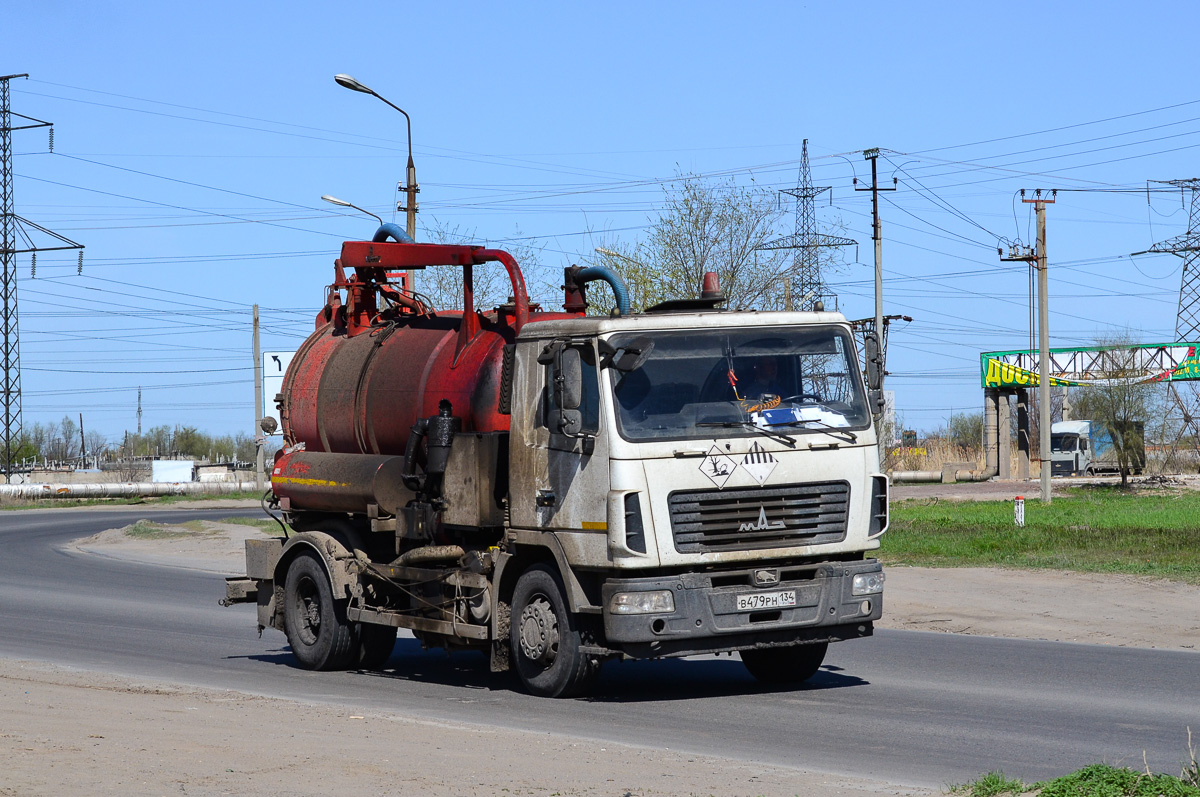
[601,558,883,656]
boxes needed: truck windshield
[608,326,870,442]
[1050,434,1077,453]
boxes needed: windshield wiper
[764,417,857,443]
[696,421,796,448]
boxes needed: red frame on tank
[278,241,580,459]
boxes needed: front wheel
[740,642,828,684]
[283,552,358,671]
[510,564,600,698]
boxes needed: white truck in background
[1050,420,1145,476]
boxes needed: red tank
[272,241,574,515]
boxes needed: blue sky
[5,1,1198,443]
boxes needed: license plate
[736,590,796,611]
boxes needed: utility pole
[1,73,83,482]
[253,304,264,492]
[1034,195,1051,504]
[79,413,85,465]
[137,386,142,435]
[1001,189,1055,502]
[855,149,897,386]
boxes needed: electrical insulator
[48,128,54,153]
[30,252,35,279]
[77,250,83,275]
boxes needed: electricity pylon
[757,139,856,312]
[1,73,84,481]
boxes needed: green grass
[949,771,1028,797]
[882,487,1200,584]
[952,763,1200,797]
[125,520,192,540]
[217,516,287,536]
[217,516,276,528]
[124,516,283,539]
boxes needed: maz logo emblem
[740,506,785,532]
[753,569,780,586]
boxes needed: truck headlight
[609,590,675,615]
[851,572,885,596]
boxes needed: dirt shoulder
[877,566,1199,651]
[884,477,1200,652]
[0,659,933,797]
[72,516,271,575]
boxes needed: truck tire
[740,642,828,685]
[510,564,599,698]
[283,552,358,671]
[357,624,398,669]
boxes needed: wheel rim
[292,575,321,646]
[518,595,560,667]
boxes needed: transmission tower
[757,139,856,311]
[1136,179,1200,339]
[1134,179,1200,471]
[1,74,84,481]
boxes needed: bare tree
[84,430,109,461]
[419,219,550,311]
[586,173,835,313]
[43,416,79,462]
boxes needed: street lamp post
[334,74,417,290]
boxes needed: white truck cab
[505,308,888,669]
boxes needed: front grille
[668,482,850,553]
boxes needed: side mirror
[864,331,883,391]
[558,348,583,411]
[540,341,587,438]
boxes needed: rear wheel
[510,564,600,698]
[356,624,397,669]
[283,552,358,671]
[740,642,828,684]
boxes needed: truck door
[509,338,610,534]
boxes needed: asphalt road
[1,506,1195,788]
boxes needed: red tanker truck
[224,228,889,697]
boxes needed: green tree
[232,432,256,463]
[172,425,210,459]
[143,425,172,458]
[946,411,984,452]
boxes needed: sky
[4,1,1199,447]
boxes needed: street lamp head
[320,194,382,226]
[334,74,374,95]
